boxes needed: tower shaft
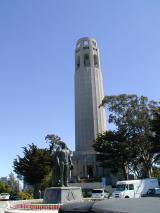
[75,37,106,152]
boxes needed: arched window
[77,42,81,48]
[83,40,89,47]
[94,54,99,68]
[76,56,80,69]
[83,40,89,49]
[84,54,90,67]
[92,41,97,47]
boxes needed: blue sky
[0,0,160,177]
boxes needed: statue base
[43,187,83,204]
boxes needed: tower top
[76,37,98,49]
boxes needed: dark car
[9,195,21,200]
[142,188,160,197]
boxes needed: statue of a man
[59,143,73,187]
[52,142,73,187]
[52,146,60,186]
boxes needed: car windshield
[1,193,9,195]
[92,190,103,193]
[116,184,126,191]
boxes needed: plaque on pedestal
[43,187,82,204]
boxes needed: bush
[18,191,33,200]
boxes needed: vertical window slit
[94,54,99,68]
[84,54,90,67]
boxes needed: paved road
[0,201,10,213]
[0,200,9,213]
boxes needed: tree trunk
[141,165,152,178]
[122,162,128,180]
[33,183,41,198]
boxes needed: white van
[112,178,159,198]
[91,189,109,199]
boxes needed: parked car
[142,187,160,197]
[9,195,21,200]
[91,188,109,199]
[0,193,10,200]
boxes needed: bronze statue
[52,142,73,187]
[52,146,61,186]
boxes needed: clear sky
[0,0,160,177]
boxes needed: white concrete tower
[74,37,106,178]
[75,37,106,152]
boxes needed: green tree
[93,130,133,179]
[8,172,19,190]
[150,107,160,142]
[94,94,160,178]
[0,181,12,194]
[13,143,51,198]
[149,107,160,167]
[45,134,65,152]
[152,167,160,181]
[18,191,33,200]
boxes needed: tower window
[84,54,90,67]
[76,56,80,69]
[77,42,81,48]
[83,40,89,47]
[83,40,89,49]
[93,47,97,52]
[94,54,99,68]
[92,41,97,47]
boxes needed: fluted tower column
[75,37,106,153]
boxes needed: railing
[11,203,62,210]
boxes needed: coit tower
[74,37,106,178]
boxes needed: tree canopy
[93,130,133,179]
[13,134,66,197]
[13,143,51,197]
[94,94,160,179]
[45,134,65,152]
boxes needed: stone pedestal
[43,187,82,204]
